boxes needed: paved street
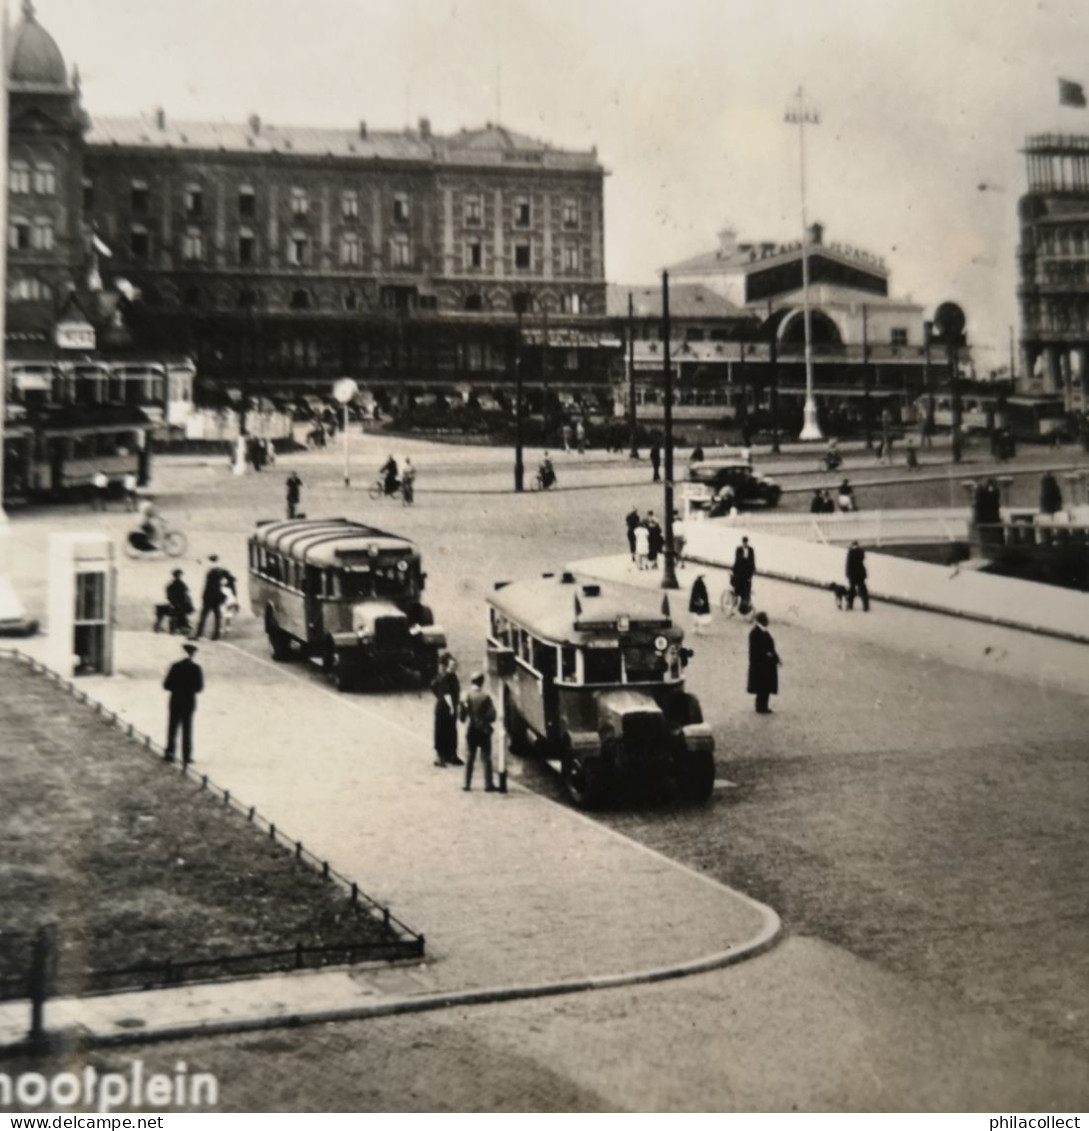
[5,433,1089,1109]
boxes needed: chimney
[359,120,368,140]
[717,226,738,258]
[418,117,431,139]
[808,221,824,247]
[248,113,261,135]
[155,107,166,131]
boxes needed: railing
[693,508,972,547]
[0,649,426,1006]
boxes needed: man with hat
[163,642,204,765]
[459,672,497,791]
[194,555,228,641]
[154,568,193,635]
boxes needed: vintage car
[687,459,782,514]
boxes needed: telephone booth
[46,533,116,677]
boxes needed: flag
[1059,78,1087,108]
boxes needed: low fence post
[28,924,57,1048]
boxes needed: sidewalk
[0,630,777,1049]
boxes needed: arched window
[8,216,31,251]
[464,294,484,312]
[32,218,55,251]
[10,161,30,194]
[33,164,56,195]
[341,231,361,266]
[290,289,311,310]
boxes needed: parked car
[687,459,782,513]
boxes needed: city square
[2,0,1089,1118]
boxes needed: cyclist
[129,501,165,553]
[537,452,556,490]
[379,455,400,497]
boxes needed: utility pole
[923,320,935,444]
[541,300,550,440]
[785,86,823,440]
[661,272,679,590]
[513,298,525,492]
[769,334,781,455]
[627,292,638,458]
[862,304,872,449]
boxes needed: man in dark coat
[688,574,711,635]
[194,555,228,641]
[164,642,204,765]
[645,512,664,568]
[286,472,303,518]
[650,443,661,482]
[155,569,193,635]
[1039,471,1063,516]
[625,506,641,560]
[845,540,870,612]
[459,672,497,791]
[747,612,780,714]
[732,536,756,604]
[430,654,463,766]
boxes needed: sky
[28,0,1089,370]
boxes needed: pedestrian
[732,536,756,607]
[690,444,705,463]
[820,489,835,514]
[633,518,650,570]
[645,511,664,569]
[672,508,686,567]
[561,422,573,453]
[688,574,711,636]
[810,489,824,514]
[194,555,228,641]
[845,540,870,611]
[747,611,781,715]
[431,654,463,767]
[163,642,204,765]
[122,471,139,512]
[91,469,109,511]
[402,457,416,504]
[286,471,303,519]
[1039,471,1063,516]
[905,440,918,470]
[625,505,641,560]
[650,442,661,482]
[837,478,857,512]
[459,672,497,791]
[155,568,194,635]
[575,419,586,455]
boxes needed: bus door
[535,640,560,742]
[303,565,324,645]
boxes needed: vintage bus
[486,571,715,808]
[248,517,446,690]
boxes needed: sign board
[55,321,96,351]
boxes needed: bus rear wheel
[563,746,608,810]
[503,689,530,756]
[679,749,716,804]
[267,619,292,662]
[324,640,357,692]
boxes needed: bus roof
[251,517,418,567]
[488,573,677,644]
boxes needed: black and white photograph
[0,0,1087,1116]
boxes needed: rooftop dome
[9,1,69,88]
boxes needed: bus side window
[561,646,578,683]
[521,631,534,665]
[583,646,621,684]
[532,638,557,678]
[293,562,302,591]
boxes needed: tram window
[561,646,578,682]
[583,645,621,684]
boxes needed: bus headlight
[654,635,669,652]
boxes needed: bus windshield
[622,642,670,683]
[337,570,414,601]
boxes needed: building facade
[1018,133,1089,413]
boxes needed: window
[184,286,201,309]
[238,287,258,309]
[514,242,531,270]
[464,195,482,226]
[583,645,621,684]
[341,231,361,266]
[344,289,359,311]
[391,235,411,268]
[290,289,311,310]
[182,229,203,263]
[10,162,30,194]
[465,238,482,269]
[8,276,51,301]
[31,219,54,251]
[131,225,149,260]
[32,164,55,195]
[183,184,202,218]
[238,185,256,218]
[562,244,580,272]
[562,199,579,229]
[564,348,579,370]
[561,293,582,315]
[291,187,309,217]
[287,232,309,266]
[514,197,531,228]
[8,218,31,251]
[561,645,578,682]
[393,193,411,223]
[131,180,149,215]
[465,294,484,312]
[890,328,908,347]
[342,190,359,219]
[238,228,256,266]
[82,178,94,211]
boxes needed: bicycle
[368,478,403,502]
[720,576,754,618]
[124,524,188,559]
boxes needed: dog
[829,582,850,610]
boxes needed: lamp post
[661,272,679,591]
[513,296,525,492]
[627,292,639,458]
[332,378,358,487]
[785,87,823,441]
[923,319,935,446]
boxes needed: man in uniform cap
[459,672,497,792]
[194,554,228,641]
[163,642,204,765]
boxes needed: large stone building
[5,1,609,412]
[1018,133,1089,413]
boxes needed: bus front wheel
[563,744,608,809]
[679,749,716,804]
[324,640,357,692]
[503,689,530,756]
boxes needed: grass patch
[0,660,414,998]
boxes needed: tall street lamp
[661,272,679,591]
[627,292,639,458]
[333,378,358,487]
[785,87,823,441]
[513,294,526,492]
